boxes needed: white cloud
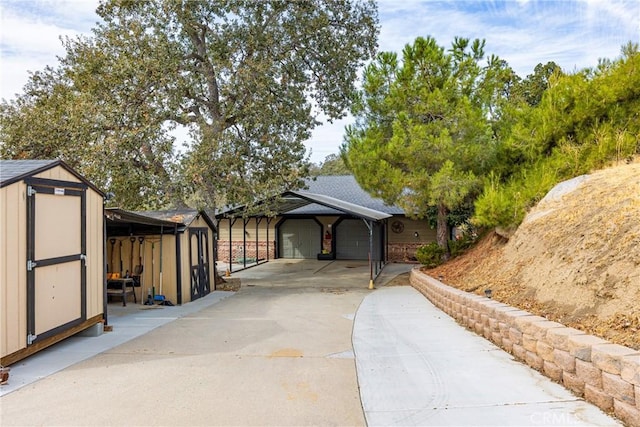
[0,0,100,100]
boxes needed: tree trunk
[436,202,451,261]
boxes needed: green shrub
[473,175,513,228]
[415,242,445,268]
[448,233,476,258]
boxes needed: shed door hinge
[27,185,37,197]
[27,334,37,345]
[27,260,37,271]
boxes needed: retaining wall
[410,268,640,427]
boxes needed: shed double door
[25,178,87,346]
[189,228,211,301]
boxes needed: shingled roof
[0,159,59,187]
[290,175,404,215]
[134,208,216,230]
[0,159,103,194]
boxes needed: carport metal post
[266,217,273,261]
[255,217,262,264]
[243,217,250,268]
[227,217,237,274]
[363,219,374,290]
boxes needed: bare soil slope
[427,160,640,350]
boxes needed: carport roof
[106,208,179,229]
[217,189,391,222]
[106,208,217,236]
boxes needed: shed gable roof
[137,208,216,230]
[0,159,104,195]
[0,159,59,187]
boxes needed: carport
[216,190,391,284]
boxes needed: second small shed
[105,208,217,307]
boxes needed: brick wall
[216,240,275,263]
[387,242,423,262]
[410,268,640,427]
[217,241,422,263]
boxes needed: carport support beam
[227,217,237,275]
[363,219,374,290]
[266,217,272,261]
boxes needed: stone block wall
[410,268,640,427]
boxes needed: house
[216,175,436,273]
[1,160,105,366]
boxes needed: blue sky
[1,0,639,163]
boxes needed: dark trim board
[0,314,103,367]
[26,177,88,349]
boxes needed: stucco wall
[387,217,436,262]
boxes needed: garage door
[279,219,321,259]
[336,219,374,260]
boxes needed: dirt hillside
[426,160,640,350]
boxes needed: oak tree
[1,0,378,211]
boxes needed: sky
[1,0,639,164]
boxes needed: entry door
[189,228,211,301]
[25,178,87,346]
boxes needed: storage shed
[1,160,105,366]
[105,208,216,307]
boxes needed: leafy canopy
[1,0,379,211]
[342,36,515,254]
[474,43,640,229]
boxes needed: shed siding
[33,166,77,182]
[158,234,176,303]
[1,180,28,355]
[109,234,177,304]
[1,164,104,361]
[177,231,189,303]
[86,188,104,318]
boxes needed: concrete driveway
[0,260,387,426]
[3,259,615,427]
